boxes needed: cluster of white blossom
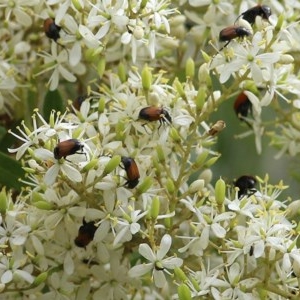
[1,0,300,299]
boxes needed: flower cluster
[1,0,300,299]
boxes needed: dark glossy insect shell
[238,5,271,25]
[44,18,61,42]
[139,106,172,125]
[53,139,84,160]
[74,220,97,248]
[234,175,257,198]
[219,25,251,42]
[234,92,252,119]
[121,156,140,189]
[73,95,86,111]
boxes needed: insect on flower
[53,139,85,160]
[138,106,172,130]
[235,5,272,25]
[234,92,252,127]
[219,25,252,51]
[74,219,97,248]
[44,18,61,42]
[121,156,140,189]
[234,175,257,198]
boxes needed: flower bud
[198,62,210,85]
[174,78,185,99]
[201,50,210,63]
[116,120,126,141]
[141,0,148,9]
[72,0,84,11]
[204,155,220,168]
[215,178,226,205]
[133,26,144,40]
[103,155,121,175]
[188,179,205,194]
[0,187,7,214]
[174,267,188,282]
[199,169,213,184]
[118,62,127,83]
[151,197,160,219]
[195,86,206,111]
[164,212,172,229]
[33,201,54,210]
[170,127,181,143]
[32,272,48,287]
[32,191,45,203]
[178,283,192,300]
[190,277,200,291]
[97,57,106,78]
[185,57,195,79]
[275,14,284,31]
[82,158,99,172]
[156,145,165,163]
[98,97,105,113]
[166,178,175,194]
[142,65,152,91]
[193,151,209,169]
[279,54,294,64]
[137,176,153,194]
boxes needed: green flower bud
[190,277,200,291]
[98,97,106,113]
[195,86,206,111]
[164,212,172,229]
[33,201,54,210]
[141,0,148,9]
[242,81,259,95]
[275,14,284,31]
[156,145,165,163]
[174,78,186,98]
[97,57,106,78]
[48,111,56,128]
[166,178,175,194]
[23,167,36,174]
[185,57,195,79]
[198,62,209,84]
[174,267,188,282]
[151,197,160,219]
[193,151,209,169]
[31,191,45,203]
[116,120,126,141]
[215,178,226,205]
[201,50,210,63]
[103,155,121,175]
[71,0,84,11]
[82,158,99,172]
[178,283,192,300]
[142,65,152,91]
[204,155,220,168]
[137,176,153,194]
[170,127,181,143]
[118,62,127,83]
[32,272,48,287]
[0,187,7,214]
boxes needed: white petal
[58,65,77,82]
[130,223,140,234]
[44,164,60,186]
[61,164,82,182]
[162,257,183,269]
[211,223,226,238]
[157,234,172,260]
[69,43,82,66]
[139,243,156,262]
[1,270,12,284]
[128,263,153,277]
[153,269,166,288]
[14,270,34,284]
[64,252,74,275]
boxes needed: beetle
[234,92,252,126]
[72,95,86,111]
[74,219,97,248]
[234,175,257,198]
[138,106,172,130]
[53,139,85,160]
[44,18,61,42]
[235,5,272,25]
[121,156,140,189]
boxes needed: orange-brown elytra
[234,92,252,126]
[121,156,140,189]
[138,106,172,130]
[74,219,97,248]
[234,175,257,198]
[53,139,85,160]
[44,18,61,42]
[235,5,272,25]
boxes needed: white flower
[128,234,183,288]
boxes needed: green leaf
[43,90,65,121]
[0,152,25,191]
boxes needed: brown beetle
[234,92,252,126]
[235,5,272,25]
[121,156,140,189]
[44,18,61,42]
[234,175,257,198]
[74,219,97,248]
[139,106,172,130]
[53,139,85,160]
